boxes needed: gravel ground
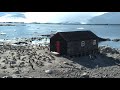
[0,43,120,78]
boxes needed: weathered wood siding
[50,33,67,55]
[67,39,98,56]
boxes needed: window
[81,41,85,47]
[93,40,96,45]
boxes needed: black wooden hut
[50,31,99,56]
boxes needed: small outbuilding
[50,31,99,56]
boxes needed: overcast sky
[0,12,107,23]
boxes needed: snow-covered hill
[87,12,120,24]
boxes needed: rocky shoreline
[0,24,16,26]
[0,37,120,78]
[0,41,120,78]
[99,37,120,42]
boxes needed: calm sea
[0,23,120,48]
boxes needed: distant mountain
[9,13,26,18]
[87,12,120,24]
[0,12,26,22]
[57,14,91,24]
[30,22,81,25]
[0,12,25,18]
[58,21,81,25]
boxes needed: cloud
[23,12,107,23]
[0,13,25,22]
[23,12,67,23]
[0,12,107,23]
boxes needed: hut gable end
[50,33,65,41]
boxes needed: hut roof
[56,30,99,41]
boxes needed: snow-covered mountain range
[0,12,119,24]
[87,12,120,24]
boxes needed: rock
[13,70,20,74]
[99,38,111,41]
[14,42,28,45]
[28,77,33,78]
[60,76,64,78]
[22,76,30,78]
[91,76,97,78]
[63,62,73,66]
[20,62,25,65]
[78,66,84,70]
[66,74,69,77]
[112,39,120,42]
[9,65,15,68]
[2,76,13,78]
[2,60,6,63]
[19,62,25,67]
[101,74,109,78]
[63,62,67,64]
[10,61,16,64]
[50,52,60,56]
[48,61,52,63]
[11,74,19,78]
[1,66,7,69]
[96,65,99,68]
[81,72,89,78]
[59,65,63,68]
[99,46,120,54]
[45,70,52,74]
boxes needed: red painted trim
[56,41,60,53]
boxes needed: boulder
[1,65,7,69]
[11,74,19,78]
[81,72,89,78]
[50,52,60,56]
[20,62,25,65]
[2,60,6,63]
[45,70,52,74]
[63,62,68,64]
[19,62,25,67]
[13,70,20,74]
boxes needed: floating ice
[77,27,84,29]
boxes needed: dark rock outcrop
[14,42,28,45]
[98,37,111,42]
[112,39,120,42]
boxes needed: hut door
[56,41,60,53]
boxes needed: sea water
[0,23,120,48]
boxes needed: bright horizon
[0,12,107,23]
